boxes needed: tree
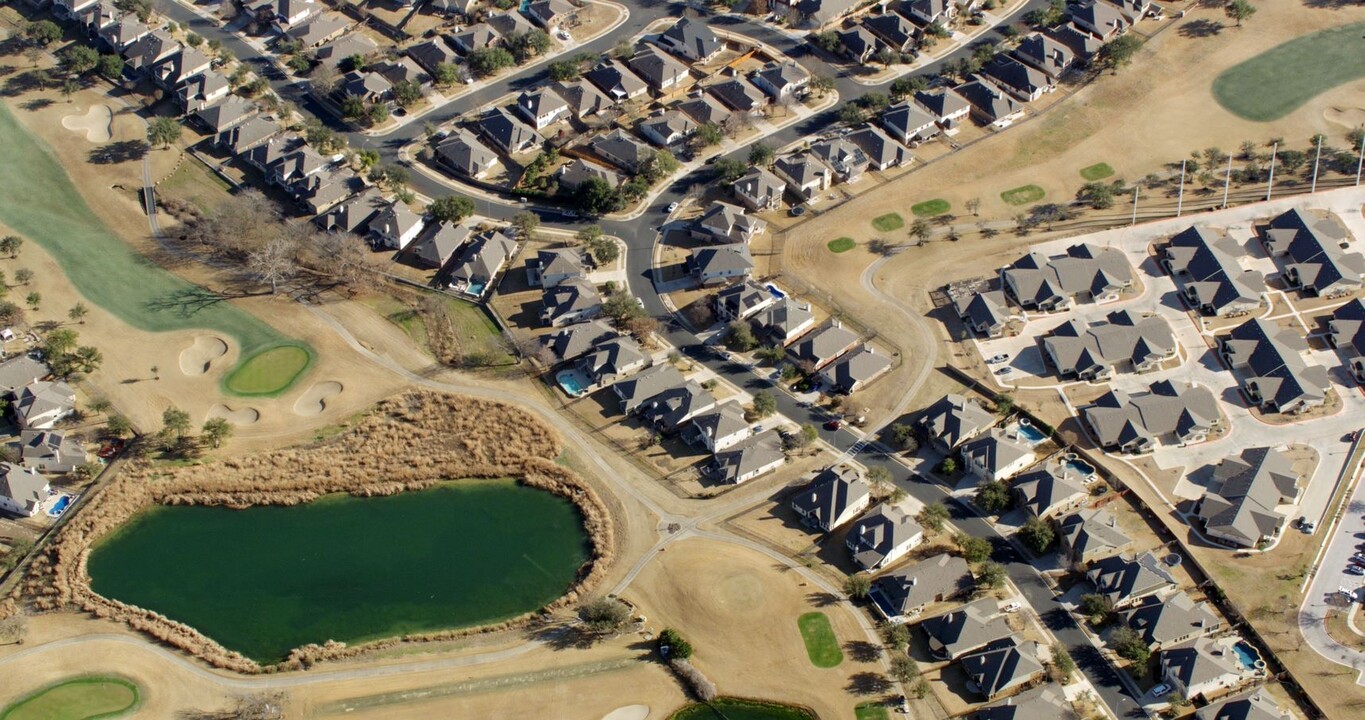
[433,62,462,87]
[548,59,582,81]
[392,79,423,107]
[578,597,631,637]
[965,197,981,216]
[658,628,693,659]
[61,79,79,102]
[1079,593,1111,622]
[24,20,62,47]
[890,75,928,100]
[888,423,919,452]
[0,237,21,259]
[993,393,1015,415]
[468,47,515,77]
[428,195,476,223]
[107,414,134,438]
[24,292,39,311]
[511,211,539,238]
[202,417,233,448]
[883,621,910,651]
[162,406,191,439]
[1111,626,1151,673]
[713,158,748,183]
[586,234,619,264]
[147,116,182,149]
[940,457,958,475]
[1019,517,1056,553]
[844,573,872,598]
[574,177,626,216]
[1097,35,1142,73]
[68,303,88,324]
[911,218,932,244]
[340,95,367,119]
[44,329,78,358]
[976,561,1006,590]
[748,143,775,168]
[918,503,949,532]
[751,391,777,418]
[70,346,102,375]
[867,466,891,487]
[59,45,99,76]
[889,654,919,683]
[725,321,758,351]
[1051,643,1076,682]
[975,480,1012,514]
[693,123,724,149]
[811,30,842,53]
[789,423,818,450]
[311,63,341,95]
[955,533,992,563]
[1077,180,1119,209]
[1225,0,1256,27]
[97,54,124,80]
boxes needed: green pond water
[87,480,590,663]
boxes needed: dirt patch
[178,336,229,376]
[206,404,260,425]
[61,104,112,143]
[292,381,343,417]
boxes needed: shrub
[975,561,1005,590]
[1051,643,1076,682]
[577,597,630,637]
[669,658,715,701]
[889,653,919,683]
[975,480,1012,514]
[659,627,693,659]
[844,573,871,599]
[1020,517,1055,553]
[1111,626,1150,673]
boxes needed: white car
[987,353,1010,364]
[667,202,679,213]
[1150,683,1172,698]
[1001,601,1021,613]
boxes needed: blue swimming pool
[47,494,73,517]
[1015,424,1046,445]
[465,282,486,297]
[766,284,786,299]
[556,370,588,397]
[1066,459,1095,477]
[1233,641,1263,671]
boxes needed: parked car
[1346,566,1365,576]
[824,418,843,431]
[1002,601,1021,613]
[667,202,679,213]
[1301,521,1316,534]
[1149,684,1172,698]
[994,367,1012,376]
[987,353,1010,364]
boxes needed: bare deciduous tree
[247,237,300,295]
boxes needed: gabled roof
[517,86,569,118]
[960,636,1043,699]
[773,151,832,187]
[1004,243,1134,307]
[526,0,575,25]
[544,320,618,363]
[1121,591,1221,648]
[733,167,786,205]
[449,23,501,53]
[754,298,814,340]
[753,61,809,96]
[697,202,766,240]
[690,243,754,277]
[193,95,257,133]
[614,363,686,413]
[1013,32,1075,77]
[374,56,428,87]
[1220,318,1329,411]
[585,59,648,99]
[914,87,970,120]
[974,683,1071,720]
[956,78,1022,122]
[412,221,471,268]
[791,321,858,367]
[449,230,517,283]
[870,553,973,614]
[485,10,535,36]
[316,185,385,234]
[534,247,588,282]
[848,503,922,569]
[436,129,500,176]
[955,290,1012,333]
[921,597,1013,660]
[689,401,749,443]
[1012,463,1088,518]
[1261,208,1364,294]
[17,381,76,427]
[677,92,732,126]
[981,55,1052,97]
[1086,551,1176,606]
[589,128,654,171]
[640,110,697,145]
[0,357,52,397]
[542,277,602,325]
[862,12,919,49]
[477,106,543,154]
[17,429,85,471]
[628,45,690,89]
[289,13,350,47]
[715,280,774,320]
[1058,507,1131,561]
[960,428,1034,478]
[0,462,48,513]
[792,466,870,530]
[1160,636,1246,696]
[1198,447,1299,546]
[713,429,785,482]
[639,379,716,432]
[315,33,379,70]
[1084,380,1220,450]
[407,36,460,73]
[1195,689,1292,720]
[883,100,939,137]
[370,200,424,240]
[707,77,766,112]
[919,394,995,449]
[847,125,911,168]
[1330,298,1365,368]
[809,137,868,177]
[1040,309,1177,377]
[554,79,614,117]
[216,115,279,155]
[657,17,722,61]
[1163,226,1266,313]
[823,345,891,392]
[837,25,879,59]
[1071,0,1130,36]
[557,158,622,190]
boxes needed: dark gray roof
[1004,243,1134,308]
[754,298,814,342]
[981,55,1052,97]
[847,503,922,570]
[1163,226,1266,315]
[448,229,516,285]
[614,363,686,413]
[1159,637,1246,697]
[436,129,500,177]
[0,356,50,395]
[640,380,716,432]
[1220,318,1329,412]
[554,80,614,117]
[407,36,460,74]
[484,11,535,37]
[585,59,648,100]
[557,158,622,190]
[1041,309,1177,378]
[1012,463,1089,518]
[1058,507,1131,561]
[822,345,891,393]
[315,33,379,70]
[715,280,773,320]
[956,78,1022,122]
[882,100,938,138]
[707,77,767,112]
[974,683,1072,720]
[449,23,501,54]
[914,87,970,120]
[1086,551,1176,606]
[412,221,471,269]
[847,125,911,168]
[543,319,617,362]
[690,243,754,278]
[955,290,1012,334]
[1084,380,1220,451]
[870,553,973,615]
[589,129,654,172]
[576,335,645,386]
[791,321,858,367]
[1013,32,1074,77]
[712,430,785,483]
[689,401,749,445]
[960,636,1043,699]
[628,45,690,89]
[960,428,1034,478]
[0,462,48,513]
[678,93,732,126]
[1195,689,1291,720]
[1121,591,1221,649]
[1330,298,1365,368]
[862,12,918,50]
[921,597,1014,660]
[656,17,722,62]
[640,110,698,146]
[1261,208,1364,295]
[733,166,786,206]
[792,465,870,531]
[315,185,385,234]
[542,277,603,326]
[919,394,994,449]
[193,95,257,133]
[477,106,543,154]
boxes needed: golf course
[1212,22,1365,121]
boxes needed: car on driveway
[1001,601,1021,613]
[987,353,1010,364]
[994,367,1012,376]
[667,202,679,213]
[1149,684,1172,698]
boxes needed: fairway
[911,199,951,217]
[1,676,139,720]
[827,237,855,253]
[223,345,313,396]
[796,612,843,668]
[1212,22,1365,121]
[871,213,903,232]
[0,103,308,387]
[1000,185,1045,206]
[1079,162,1115,181]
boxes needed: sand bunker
[207,404,260,425]
[292,381,342,417]
[1325,106,1365,132]
[602,706,650,720]
[61,104,113,143]
[179,336,229,376]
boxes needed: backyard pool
[766,284,786,299]
[556,370,589,398]
[1015,423,1047,446]
[46,493,73,517]
[1233,640,1266,671]
[1065,457,1095,478]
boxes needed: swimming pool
[1015,424,1047,445]
[465,282,486,297]
[766,284,786,299]
[47,494,73,517]
[1232,640,1264,671]
[556,370,589,398]
[1065,459,1095,477]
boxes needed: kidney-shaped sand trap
[601,706,650,720]
[207,404,260,425]
[62,104,113,143]
[292,381,342,417]
[179,336,229,376]
[1325,105,1365,132]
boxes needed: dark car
[823,418,843,431]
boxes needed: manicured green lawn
[1,676,140,720]
[1000,185,1046,205]
[671,699,816,720]
[854,703,891,720]
[1212,22,1365,121]
[911,199,951,217]
[0,103,309,388]
[1079,162,1115,181]
[871,213,904,232]
[796,611,843,668]
[827,237,855,253]
[222,345,312,396]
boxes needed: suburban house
[1258,207,1364,298]
[711,430,785,484]
[516,87,571,130]
[773,0,860,29]
[809,138,869,183]
[981,56,1055,102]
[447,230,517,297]
[435,129,501,179]
[955,78,1025,129]
[545,320,617,364]
[121,30,178,76]
[316,186,385,235]
[216,116,279,156]
[476,106,543,155]
[525,0,577,29]
[732,167,787,211]
[407,36,460,75]
[429,0,478,15]
[1159,636,1253,703]
[1039,309,1178,380]
[1110,0,1158,22]
[527,248,588,287]
[53,0,98,21]
[240,134,301,175]
[576,336,647,388]
[245,0,317,33]
[1057,507,1133,568]
[919,394,995,452]
[754,298,816,347]
[314,33,378,71]
[178,71,230,113]
[99,17,150,53]
[954,290,1021,338]
[17,431,86,474]
[614,364,686,414]
[555,80,615,119]
[1012,463,1090,520]
[1162,226,1267,317]
[639,381,717,433]
[1195,689,1294,720]
[693,202,768,244]
[1197,447,1300,548]
[654,17,723,64]
[192,96,257,134]
[1070,0,1130,40]
[557,158,623,191]
[16,381,76,430]
[1085,551,1176,610]
[715,280,776,322]
[838,25,879,64]
[1121,591,1223,651]
[678,93,732,127]
[411,221,471,270]
[628,46,691,94]
[960,636,1044,701]
[914,88,972,134]
[1218,318,1329,415]
[368,201,425,250]
[589,129,655,173]
[772,152,834,202]
[585,59,649,101]
[339,70,393,105]
[906,0,959,26]
[862,12,919,54]
[1328,298,1365,382]
[707,78,768,113]
[685,401,750,453]
[790,320,859,371]
[541,277,602,327]
[289,14,349,48]
[921,597,1013,661]
[0,462,50,517]
[689,244,754,286]
[820,345,892,394]
[882,101,940,145]
[486,11,537,38]
[639,110,698,148]
[1083,380,1221,453]
[294,170,363,216]
[846,503,923,570]
[975,684,1072,720]
[1012,32,1076,78]
[791,466,871,532]
[868,553,974,622]
[848,125,912,170]
[363,59,422,94]
[750,61,810,100]
[960,428,1036,483]
[1052,22,1104,58]
[1002,243,1135,312]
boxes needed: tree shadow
[845,640,883,663]
[807,591,839,607]
[845,671,893,695]
[89,139,149,165]
[1,71,47,97]
[20,97,53,111]
[1177,19,1223,38]
[142,287,232,318]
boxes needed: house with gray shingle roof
[1328,298,1365,382]
[772,152,833,202]
[848,125,912,170]
[920,394,995,452]
[847,503,923,570]
[732,167,786,211]
[962,636,1044,700]
[1219,318,1329,415]
[448,230,517,297]
[715,280,775,322]
[955,290,1021,338]
[957,78,1025,128]
[960,428,1036,482]
[1197,447,1300,548]
[1162,226,1266,317]
[525,0,577,29]
[527,247,588,288]
[882,101,940,145]
[316,186,385,235]
[655,17,723,64]
[639,110,697,148]
[315,33,379,71]
[192,95,258,134]
[914,87,972,132]
[407,36,460,75]
[755,298,816,347]
[821,345,892,394]
[557,158,622,191]
[586,59,649,101]
[981,55,1055,102]
[869,552,973,622]
[516,87,571,130]
[156,45,213,89]
[1003,243,1134,311]
[241,134,303,176]
[16,381,76,430]
[1012,463,1089,520]
[412,221,471,270]
[293,169,363,216]
[449,22,501,54]
[1040,309,1177,380]
[1086,551,1176,609]
[180,70,231,113]
[862,12,919,53]
[686,401,750,452]
[751,61,809,100]
[540,277,602,327]
[554,79,614,118]
[0,357,49,396]
[100,17,150,52]
[689,244,754,286]
[1058,507,1132,567]
[436,129,501,179]
[809,137,869,183]
[477,106,543,155]
[289,13,350,48]
[613,363,686,414]
[790,320,858,371]
[1121,591,1223,651]
[838,25,879,63]
[122,30,179,76]
[708,77,768,113]
[1052,22,1104,58]
[369,200,426,250]
[545,320,617,364]
[16,430,85,474]
[922,597,1014,661]
[485,11,536,38]
[1071,0,1130,40]
[792,465,871,532]
[0,462,50,517]
[906,0,958,25]
[693,202,767,244]
[1013,32,1076,79]
[589,129,655,173]
[777,0,860,28]
[1083,380,1221,453]
[629,46,691,93]
[678,93,732,126]
[712,430,785,484]
[1159,636,1253,702]
[215,115,277,155]
[1259,208,1364,298]
[974,683,1072,720]
[576,336,646,389]
[1196,688,1293,720]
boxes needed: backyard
[1212,22,1365,121]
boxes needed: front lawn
[796,611,843,668]
[871,213,904,232]
[827,237,856,253]
[1000,185,1046,205]
[1212,22,1365,121]
[1079,162,1115,181]
[911,199,951,217]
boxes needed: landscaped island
[12,392,613,672]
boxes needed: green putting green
[1001,185,1046,205]
[1212,22,1365,121]
[796,611,843,668]
[671,699,816,720]
[1,676,140,720]
[827,237,855,253]
[871,213,904,232]
[222,345,313,396]
[855,703,891,720]
[911,199,951,217]
[1079,163,1115,181]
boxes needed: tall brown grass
[14,391,615,673]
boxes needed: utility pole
[1311,135,1322,194]
[1265,142,1277,202]
[1222,155,1233,209]
[1176,160,1186,217]
[1130,185,1139,226]
[1356,132,1364,187]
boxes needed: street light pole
[1265,142,1277,202]
[1356,132,1364,187]
[1222,155,1233,209]
[1130,185,1139,226]
[1311,135,1322,194]
[1176,159,1186,217]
